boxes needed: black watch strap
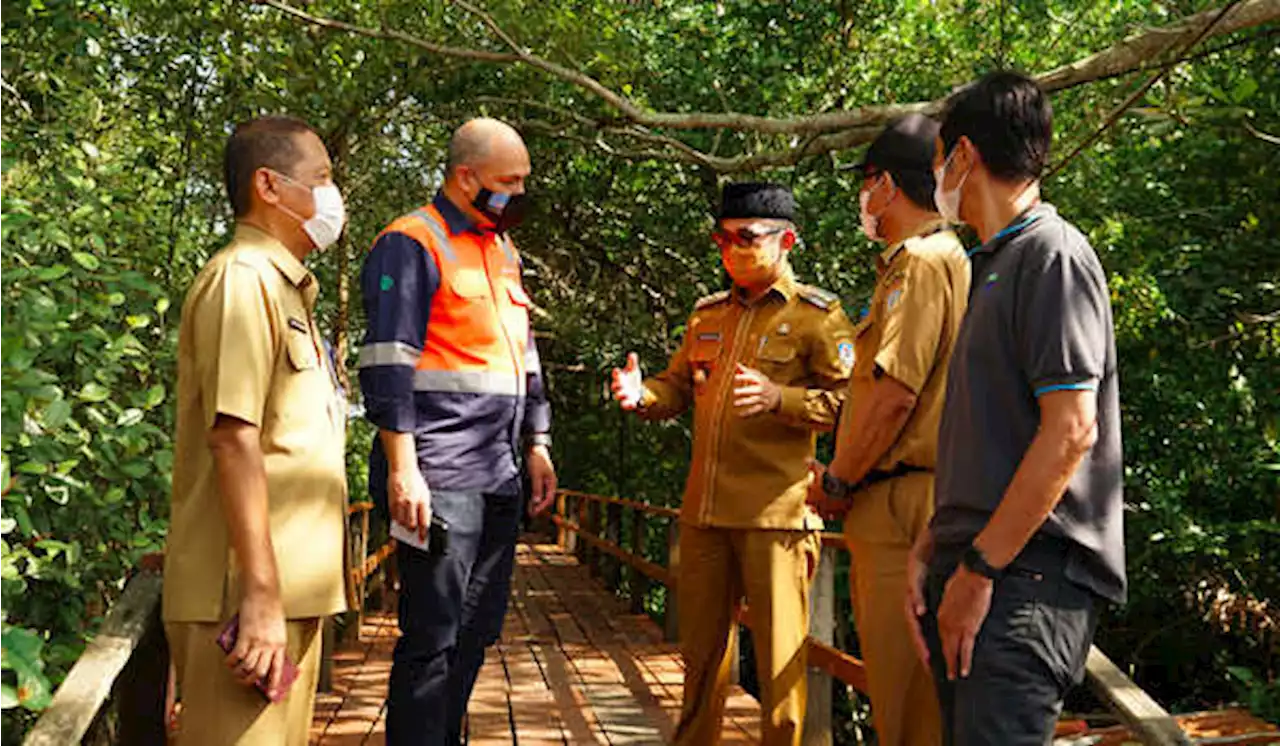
[962,545,1004,580]
[821,471,854,501]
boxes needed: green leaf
[70,252,100,271]
[125,315,150,329]
[0,518,14,535]
[15,462,48,476]
[1,682,18,709]
[78,382,110,402]
[35,265,70,282]
[119,461,151,478]
[116,408,144,427]
[144,384,166,408]
[42,399,72,429]
[155,297,171,315]
[1231,77,1258,103]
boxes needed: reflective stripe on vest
[364,205,530,395]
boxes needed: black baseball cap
[843,114,940,176]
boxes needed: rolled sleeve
[357,231,438,432]
[199,261,275,429]
[1016,243,1110,397]
[874,257,948,396]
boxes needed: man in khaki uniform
[613,183,855,746]
[162,115,352,745]
[807,115,970,745]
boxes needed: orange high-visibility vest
[374,204,532,395]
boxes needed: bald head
[446,118,527,177]
[442,117,533,229]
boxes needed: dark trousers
[921,537,1100,746]
[386,489,522,746]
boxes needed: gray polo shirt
[933,203,1125,604]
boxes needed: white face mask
[933,147,969,225]
[859,175,893,242]
[275,173,347,252]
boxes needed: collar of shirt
[967,202,1057,259]
[733,266,798,306]
[876,218,949,273]
[433,190,487,236]
[234,222,318,307]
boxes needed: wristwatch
[961,544,1005,581]
[821,471,855,501]
[528,433,552,449]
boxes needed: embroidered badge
[837,340,855,371]
[287,317,308,333]
[777,323,790,336]
[986,272,999,286]
[379,274,395,291]
[886,287,904,311]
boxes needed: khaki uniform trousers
[674,526,820,746]
[843,471,941,746]
[165,617,322,746]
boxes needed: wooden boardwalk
[310,540,762,745]
[310,537,1280,746]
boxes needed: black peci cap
[717,182,798,222]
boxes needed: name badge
[697,332,721,341]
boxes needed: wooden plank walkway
[311,537,1280,746]
[310,539,761,745]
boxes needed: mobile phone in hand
[215,614,299,703]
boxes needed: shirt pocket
[449,267,491,300]
[755,336,801,383]
[506,282,531,307]
[286,331,318,371]
[688,333,722,396]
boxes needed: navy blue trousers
[386,488,522,746]
[922,536,1100,746]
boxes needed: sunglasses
[712,226,786,248]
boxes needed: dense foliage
[2,0,1276,740]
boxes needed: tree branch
[260,0,1280,171]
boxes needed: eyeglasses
[712,226,785,248]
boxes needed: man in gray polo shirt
[904,71,1124,744]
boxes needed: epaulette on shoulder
[694,290,731,310]
[797,284,840,310]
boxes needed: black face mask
[472,187,530,234]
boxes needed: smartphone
[215,614,300,703]
[390,513,449,556]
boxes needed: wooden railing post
[629,510,650,615]
[114,590,169,746]
[562,492,578,554]
[555,491,568,548]
[803,543,837,746]
[577,494,591,566]
[318,616,336,692]
[605,500,623,589]
[664,518,681,642]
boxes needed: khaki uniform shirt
[640,271,856,530]
[163,224,350,623]
[847,226,971,472]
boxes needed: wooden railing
[550,489,1193,746]
[23,501,395,746]
[23,487,1194,745]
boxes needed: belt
[856,463,931,492]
